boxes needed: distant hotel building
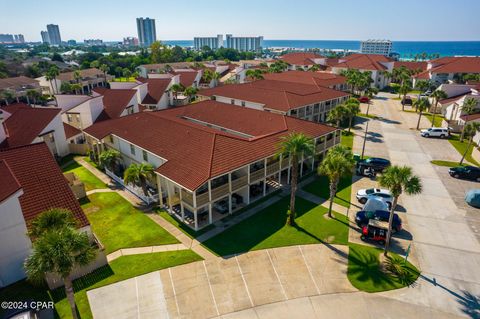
[193,34,263,52]
[194,35,223,50]
[225,34,263,52]
[46,24,62,46]
[41,31,50,44]
[0,34,25,44]
[136,17,156,47]
[84,39,103,46]
[123,37,139,46]
[360,39,392,56]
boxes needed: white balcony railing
[105,168,158,205]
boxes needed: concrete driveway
[88,244,356,319]
[353,93,480,318]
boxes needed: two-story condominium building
[198,79,350,123]
[279,52,327,70]
[0,143,96,287]
[413,57,480,86]
[84,101,340,230]
[136,61,231,81]
[330,54,394,89]
[0,76,42,104]
[0,103,69,157]
[262,70,349,91]
[36,68,112,95]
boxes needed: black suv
[449,166,480,182]
[355,210,402,232]
[356,157,391,175]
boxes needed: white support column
[157,174,164,207]
[311,156,315,172]
[194,209,198,230]
[193,190,197,209]
[179,189,185,221]
[208,203,213,224]
[229,194,233,215]
[167,185,173,215]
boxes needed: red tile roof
[414,70,431,79]
[172,70,199,87]
[95,89,136,122]
[460,113,480,122]
[279,52,325,66]
[140,78,171,104]
[63,122,82,139]
[429,57,480,74]
[438,93,470,105]
[0,143,89,228]
[0,104,61,148]
[84,101,336,191]
[263,71,346,88]
[0,160,22,203]
[333,54,392,71]
[199,79,349,112]
[0,76,38,90]
[393,61,428,72]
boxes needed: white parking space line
[298,246,321,295]
[235,255,254,307]
[266,249,288,300]
[168,268,180,317]
[135,277,140,319]
[203,261,220,316]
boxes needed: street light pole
[361,120,369,159]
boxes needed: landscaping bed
[62,160,106,191]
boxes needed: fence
[104,168,159,205]
[68,143,89,155]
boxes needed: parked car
[356,188,392,204]
[356,157,391,175]
[449,166,480,182]
[361,220,391,245]
[401,96,413,106]
[363,196,391,211]
[355,210,402,232]
[465,189,480,208]
[420,127,450,138]
[358,96,370,103]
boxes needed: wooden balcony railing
[231,175,248,191]
[181,189,194,206]
[250,169,265,182]
[315,143,325,153]
[326,139,335,148]
[266,162,280,176]
[196,192,209,207]
[210,183,229,201]
[280,158,289,169]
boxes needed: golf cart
[360,219,391,245]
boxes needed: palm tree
[26,89,40,106]
[90,60,100,69]
[343,98,361,132]
[460,98,479,141]
[99,149,120,171]
[123,163,155,196]
[460,122,480,165]
[276,132,314,225]
[364,87,378,116]
[309,64,320,72]
[46,65,60,95]
[413,98,431,130]
[318,145,355,218]
[71,84,82,95]
[170,83,185,103]
[430,90,448,127]
[245,69,265,81]
[73,70,82,93]
[414,80,430,112]
[201,69,213,85]
[122,68,132,81]
[100,64,109,85]
[24,209,96,319]
[399,83,412,111]
[184,86,199,102]
[327,104,348,128]
[379,166,422,256]
[1,89,15,105]
[211,71,221,87]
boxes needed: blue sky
[3,0,480,42]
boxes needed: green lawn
[423,113,444,127]
[303,174,352,208]
[347,243,420,292]
[448,134,480,166]
[430,160,466,167]
[62,161,106,191]
[341,131,354,150]
[358,113,380,120]
[202,196,349,256]
[82,192,178,254]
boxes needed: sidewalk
[106,243,187,262]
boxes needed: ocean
[163,40,480,58]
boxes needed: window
[142,150,148,161]
[109,135,114,143]
[211,96,216,101]
[49,133,55,142]
[231,99,235,105]
[241,101,246,107]
[130,144,135,155]
[314,104,319,113]
[67,114,72,122]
